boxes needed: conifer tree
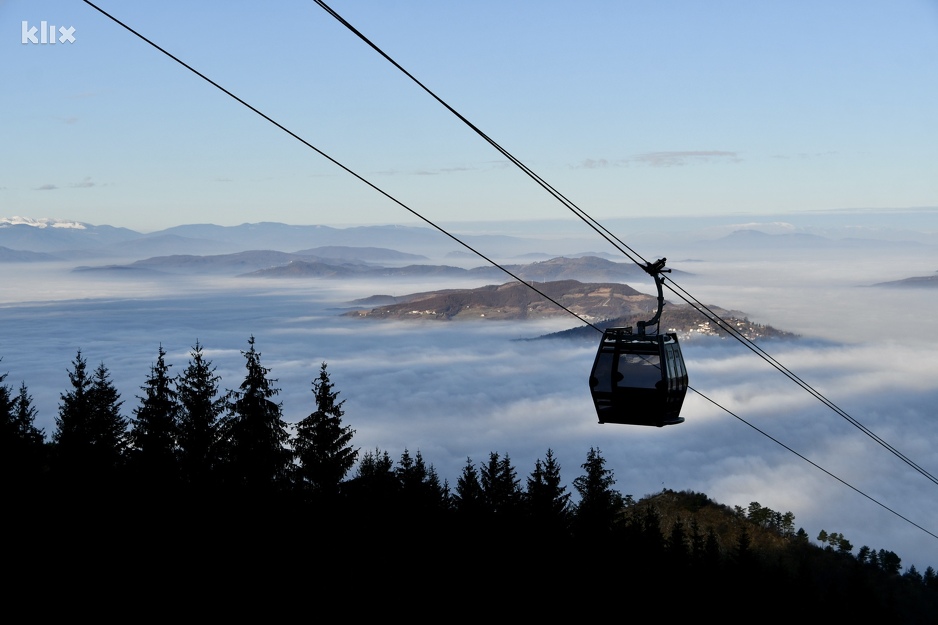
[355,447,395,481]
[481,452,522,516]
[668,518,690,565]
[0,369,13,440]
[904,565,923,583]
[396,448,448,510]
[350,447,397,498]
[10,382,45,478]
[0,371,46,500]
[396,448,425,491]
[177,341,225,486]
[922,566,938,590]
[293,362,357,497]
[525,448,571,532]
[221,336,290,491]
[12,382,43,446]
[0,373,46,485]
[90,360,127,464]
[344,447,399,514]
[704,527,722,567]
[54,352,127,479]
[454,457,484,517]
[54,351,92,456]
[425,465,449,510]
[130,345,180,483]
[573,447,624,536]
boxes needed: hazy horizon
[1,211,937,572]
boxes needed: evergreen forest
[2,338,937,619]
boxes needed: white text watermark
[22,21,76,45]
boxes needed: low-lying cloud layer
[1,233,936,570]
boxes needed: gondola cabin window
[617,351,662,389]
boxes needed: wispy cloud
[574,158,612,169]
[34,177,97,191]
[571,151,739,169]
[632,151,740,167]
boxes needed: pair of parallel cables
[81,1,937,540]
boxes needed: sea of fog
[2,240,937,571]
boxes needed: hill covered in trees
[1,340,934,616]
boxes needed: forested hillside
[1,340,935,617]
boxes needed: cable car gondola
[589,259,688,427]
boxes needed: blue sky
[2,0,938,231]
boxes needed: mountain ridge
[343,278,796,339]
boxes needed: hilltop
[344,279,654,321]
[344,278,796,339]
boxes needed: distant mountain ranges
[73,247,427,276]
[2,217,804,338]
[0,247,58,262]
[71,247,789,338]
[247,254,656,282]
[2,217,932,287]
[872,272,938,288]
[0,218,568,259]
[65,249,658,283]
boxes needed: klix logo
[22,20,77,45]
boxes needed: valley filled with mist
[2,212,938,571]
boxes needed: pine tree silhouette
[221,337,290,492]
[294,362,358,498]
[177,341,225,487]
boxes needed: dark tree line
[2,340,937,618]
[0,366,44,492]
[5,338,358,498]
[0,338,625,523]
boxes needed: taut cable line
[81,0,937,540]
[308,0,938,489]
